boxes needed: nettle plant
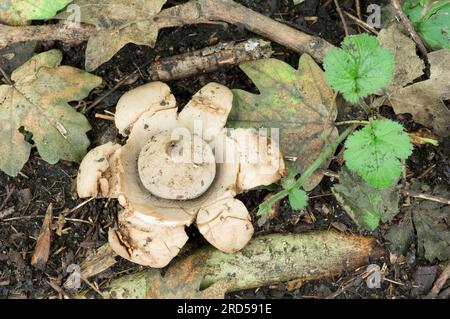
[258,34,414,230]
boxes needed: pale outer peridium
[137,131,216,200]
[76,81,287,267]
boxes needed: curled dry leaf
[31,204,53,270]
[0,50,102,177]
[77,82,285,267]
[230,54,338,191]
[56,0,167,71]
[379,26,450,136]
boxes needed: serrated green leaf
[0,50,102,177]
[344,119,413,189]
[323,34,394,103]
[403,0,450,49]
[0,0,72,25]
[288,188,308,210]
[230,55,338,191]
[56,0,167,71]
[332,167,400,231]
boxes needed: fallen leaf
[145,252,228,299]
[332,167,400,231]
[387,49,450,137]
[411,266,438,297]
[57,0,167,70]
[378,23,425,93]
[414,197,450,261]
[0,0,71,25]
[0,50,102,177]
[386,185,450,261]
[385,211,414,255]
[31,204,53,270]
[230,55,338,190]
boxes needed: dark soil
[0,0,448,299]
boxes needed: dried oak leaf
[378,23,425,93]
[145,252,228,299]
[0,50,102,177]
[381,39,450,137]
[57,0,167,71]
[332,167,400,231]
[230,54,338,190]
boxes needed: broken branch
[0,0,333,62]
[77,231,382,298]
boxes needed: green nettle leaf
[231,54,338,191]
[288,188,308,210]
[332,167,400,231]
[0,0,72,25]
[344,119,413,189]
[403,0,450,49]
[0,50,102,177]
[323,34,394,103]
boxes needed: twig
[0,0,334,62]
[85,38,273,113]
[355,0,362,21]
[333,0,349,36]
[344,11,378,35]
[0,65,12,85]
[95,114,115,121]
[390,0,429,67]
[0,186,15,211]
[148,38,273,81]
[427,263,450,298]
[401,189,450,205]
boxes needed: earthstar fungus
[77,82,285,267]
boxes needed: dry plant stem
[333,0,349,36]
[0,23,95,48]
[401,189,450,205]
[344,11,379,35]
[0,0,333,62]
[148,38,273,81]
[390,0,429,65]
[427,263,450,298]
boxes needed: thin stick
[0,66,12,85]
[148,38,273,81]
[355,0,362,21]
[333,0,349,36]
[427,263,450,298]
[344,11,379,35]
[401,189,450,205]
[0,0,334,62]
[95,114,115,121]
[390,0,428,66]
